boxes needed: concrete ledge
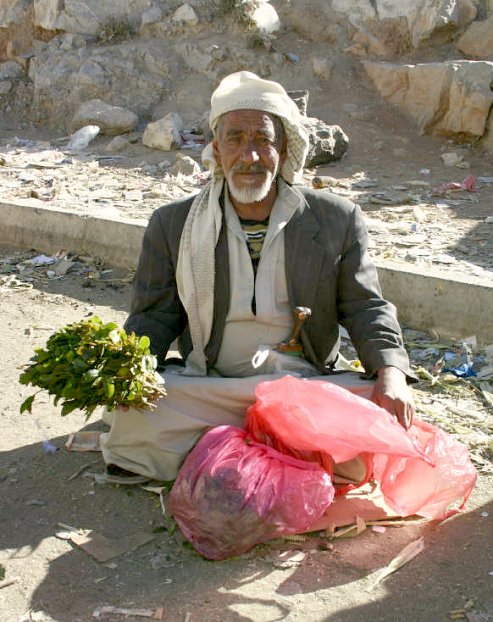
[376,261,493,343]
[0,199,145,269]
[2,199,492,342]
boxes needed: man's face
[213,109,286,205]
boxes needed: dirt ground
[0,247,492,622]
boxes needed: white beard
[226,166,277,205]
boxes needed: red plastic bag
[373,419,478,519]
[245,376,476,519]
[246,376,430,478]
[168,425,334,560]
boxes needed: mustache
[230,163,269,174]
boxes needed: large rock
[363,60,493,144]
[0,0,30,28]
[143,113,184,151]
[29,40,169,130]
[71,99,138,135]
[34,0,153,35]
[332,0,465,49]
[457,15,493,59]
[301,117,349,167]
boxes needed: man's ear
[212,137,222,167]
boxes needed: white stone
[141,6,162,26]
[104,136,131,152]
[34,0,153,35]
[72,99,139,135]
[172,4,198,26]
[170,153,201,176]
[457,15,493,59]
[142,113,184,151]
[441,152,462,166]
[66,125,100,150]
[312,57,333,80]
[251,4,281,34]
[0,61,24,80]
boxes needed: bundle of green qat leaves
[19,316,166,418]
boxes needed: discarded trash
[67,125,100,151]
[69,529,155,562]
[42,440,58,454]
[251,3,281,34]
[27,254,56,267]
[285,52,300,63]
[371,525,387,534]
[271,550,306,569]
[419,168,431,175]
[92,606,164,619]
[368,537,425,589]
[433,175,476,195]
[65,431,102,452]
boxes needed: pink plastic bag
[373,419,477,519]
[168,425,334,560]
[246,375,431,490]
[245,376,477,519]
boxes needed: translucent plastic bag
[245,376,476,519]
[246,376,430,493]
[373,419,478,519]
[168,425,334,560]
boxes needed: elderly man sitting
[100,71,415,481]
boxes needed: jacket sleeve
[124,206,188,364]
[337,203,415,380]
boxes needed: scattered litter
[433,175,476,195]
[27,255,56,267]
[65,431,102,452]
[93,606,164,619]
[485,216,493,224]
[0,275,33,291]
[66,460,99,481]
[285,52,300,63]
[368,537,425,589]
[69,529,155,562]
[67,125,100,151]
[480,511,488,517]
[371,525,387,534]
[477,176,493,184]
[42,440,58,454]
[0,577,19,589]
[419,168,431,175]
[83,470,150,485]
[271,550,306,569]
[26,499,45,506]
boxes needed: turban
[202,71,309,183]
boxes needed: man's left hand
[371,366,415,430]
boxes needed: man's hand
[371,366,415,430]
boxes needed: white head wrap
[202,71,309,183]
[178,72,309,375]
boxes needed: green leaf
[20,394,35,414]
[139,335,150,350]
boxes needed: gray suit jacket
[125,185,414,379]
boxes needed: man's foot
[103,463,151,485]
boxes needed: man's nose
[238,142,260,165]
